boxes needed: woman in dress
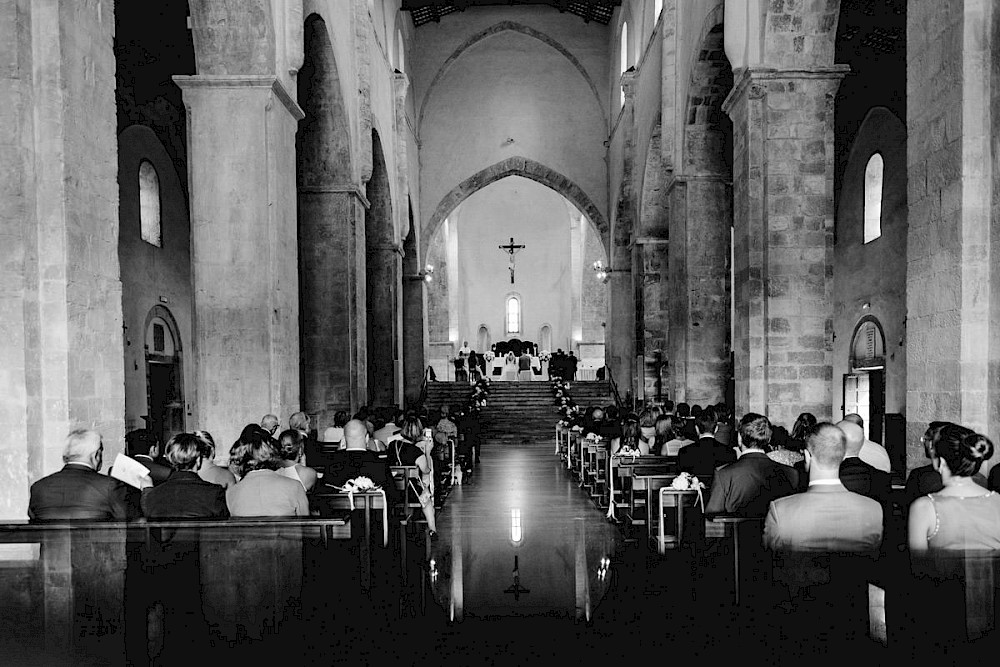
[610,416,649,456]
[908,422,1000,550]
[226,433,309,517]
[193,430,237,489]
[638,408,661,450]
[767,424,804,467]
[503,350,517,381]
[660,415,693,457]
[392,416,437,535]
[275,429,318,492]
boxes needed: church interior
[2,0,1000,662]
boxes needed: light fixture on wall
[592,260,613,283]
[408,263,435,283]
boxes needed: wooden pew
[605,456,675,521]
[624,468,676,538]
[655,487,703,554]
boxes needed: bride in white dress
[503,351,517,381]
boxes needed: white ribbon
[339,485,389,547]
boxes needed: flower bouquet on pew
[333,476,389,544]
[670,472,706,511]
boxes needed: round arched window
[863,153,883,244]
[506,296,521,334]
[139,160,161,247]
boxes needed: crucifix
[503,555,530,601]
[498,237,526,284]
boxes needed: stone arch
[366,129,398,407]
[422,157,608,260]
[417,21,606,132]
[684,6,732,176]
[297,12,358,424]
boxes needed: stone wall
[832,108,907,427]
[118,126,194,436]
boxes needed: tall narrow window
[139,160,161,247]
[506,296,520,334]
[396,30,406,73]
[620,22,629,107]
[654,0,663,20]
[863,153,883,244]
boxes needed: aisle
[429,438,618,620]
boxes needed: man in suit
[125,428,173,485]
[842,413,891,473]
[141,433,229,519]
[677,406,736,486]
[705,413,798,517]
[764,423,883,552]
[567,351,579,380]
[837,420,891,505]
[29,429,136,521]
[323,420,399,503]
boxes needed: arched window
[863,153,883,244]
[654,0,663,21]
[396,30,406,73]
[619,22,629,107]
[539,325,552,353]
[477,325,490,352]
[506,296,521,334]
[139,160,161,247]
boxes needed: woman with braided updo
[908,423,1000,550]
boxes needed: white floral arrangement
[339,476,379,493]
[670,472,704,490]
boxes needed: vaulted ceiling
[401,1,621,27]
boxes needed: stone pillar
[4,1,124,506]
[666,175,731,406]
[636,238,669,403]
[174,75,303,445]
[298,186,368,425]
[906,0,999,468]
[402,272,427,407]
[367,242,401,407]
[723,67,846,427]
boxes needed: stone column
[367,242,401,407]
[174,75,303,445]
[906,0,999,468]
[5,1,123,503]
[636,238,669,402]
[723,67,846,427]
[666,175,731,406]
[298,186,368,425]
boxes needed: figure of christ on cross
[498,237,526,284]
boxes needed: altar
[490,356,544,381]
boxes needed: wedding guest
[906,422,988,504]
[908,423,1000,550]
[842,413,891,473]
[713,403,735,448]
[323,420,397,501]
[260,414,280,437]
[391,417,437,535]
[837,421,891,506]
[638,408,660,448]
[125,428,173,485]
[227,433,308,516]
[275,429,319,492]
[677,407,736,485]
[142,433,229,519]
[659,415,693,457]
[193,430,237,489]
[610,416,650,456]
[768,423,805,468]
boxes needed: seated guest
[275,429,319,492]
[29,429,135,521]
[290,410,326,469]
[837,420,891,505]
[767,423,805,469]
[323,420,398,502]
[908,423,1000,550]
[322,411,350,453]
[373,409,405,447]
[638,408,660,448]
[659,415,693,456]
[125,428,173,485]
[677,407,736,484]
[676,402,696,441]
[391,417,437,535]
[227,433,309,516]
[705,413,798,517]
[610,416,650,456]
[260,413,280,437]
[141,433,229,519]
[842,413,891,473]
[581,406,606,440]
[907,422,988,503]
[713,403,735,447]
[764,423,883,552]
[192,430,237,489]
[788,412,817,454]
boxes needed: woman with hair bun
[908,423,1000,550]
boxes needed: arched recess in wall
[477,325,491,352]
[366,129,398,407]
[417,21,606,132]
[422,156,609,261]
[538,324,553,353]
[297,13,356,423]
[143,305,184,447]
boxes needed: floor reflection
[429,443,619,621]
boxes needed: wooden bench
[605,456,675,521]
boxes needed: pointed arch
[417,21,606,132]
[422,156,608,260]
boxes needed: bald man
[764,423,883,552]
[322,420,398,501]
[837,420,891,505]
[842,413,891,473]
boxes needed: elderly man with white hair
[28,429,135,521]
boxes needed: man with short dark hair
[677,407,736,485]
[126,429,173,485]
[29,429,135,521]
[705,413,798,517]
[141,433,229,519]
[764,423,883,552]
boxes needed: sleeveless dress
[276,464,306,489]
[926,491,1000,550]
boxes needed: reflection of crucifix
[498,237,525,284]
[504,555,530,601]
